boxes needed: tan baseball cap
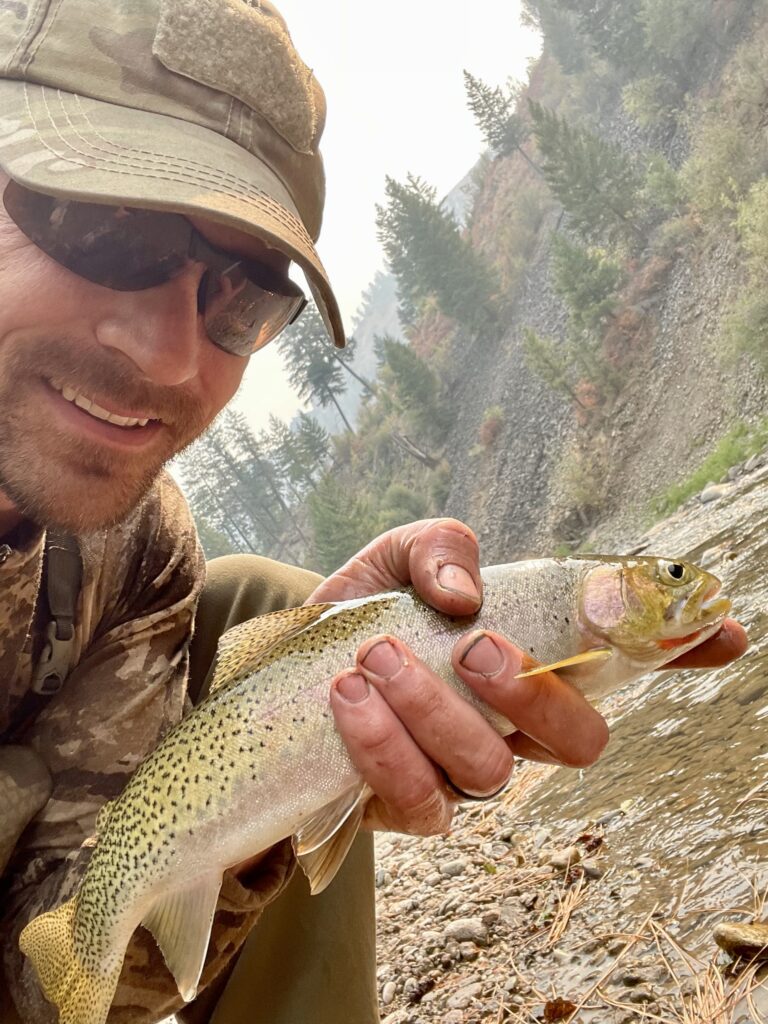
[0,0,345,347]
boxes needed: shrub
[720,287,768,375]
[622,75,679,128]
[479,406,504,448]
[735,178,768,274]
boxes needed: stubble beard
[0,336,210,533]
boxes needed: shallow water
[521,460,768,951]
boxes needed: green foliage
[376,335,451,443]
[479,406,504,448]
[429,462,453,511]
[550,235,625,333]
[720,287,768,376]
[308,474,376,575]
[194,519,236,560]
[472,178,554,299]
[179,410,308,563]
[735,178,768,274]
[650,419,768,516]
[681,27,768,217]
[640,0,712,68]
[521,0,588,74]
[278,304,353,430]
[375,173,499,332]
[622,75,679,128]
[463,70,528,159]
[522,326,621,409]
[375,484,429,534]
[557,0,648,78]
[641,155,685,217]
[680,118,757,218]
[529,100,645,245]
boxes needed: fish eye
[661,561,687,584]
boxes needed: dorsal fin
[209,602,334,692]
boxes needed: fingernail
[460,634,506,677]
[362,640,403,679]
[335,673,370,703]
[437,563,480,603]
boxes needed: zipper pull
[0,545,11,565]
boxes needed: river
[519,456,768,1016]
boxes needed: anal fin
[141,871,222,1003]
[293,784,372,895]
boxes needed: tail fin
[19,897,122,1024]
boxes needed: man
[0,1,746,1022]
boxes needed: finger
[662,619,748,669]
[306,518,482,615]
[453,631,610,769]
[330,670,453,836]
[506,732,567,765]
[357,636,514,799]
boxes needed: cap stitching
[32,86,317,250]
[69,90,306,232]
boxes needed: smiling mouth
[49,382,160,430]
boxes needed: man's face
[0,173,289,533]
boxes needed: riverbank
[376,455,768,1024]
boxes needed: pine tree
[550,234,625,333]
[521,0,588,74]
[558,0,649,77]
[278,304,354,433]
[376,335,450,444]
[463,71,541,174]
[308,474,376,576]
[529,101,645,245]
[375,174,499,332]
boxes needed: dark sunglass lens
[3,181,190,290]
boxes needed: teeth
[53,383,151,428]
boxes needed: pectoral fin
[515,647,613,678]
[293,783,372,895]
[141,871,222,1003]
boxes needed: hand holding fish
[311,518,746,837]
[315,518,609,835]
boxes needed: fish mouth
[685,578,731,629]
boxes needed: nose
[93,263,208,386]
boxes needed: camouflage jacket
[0,473,297,1023]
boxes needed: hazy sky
[232,1,542,434]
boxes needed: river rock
[700,482,731,503]
[439,858,468,878]
[381,981,397,1005]
[443,917,489,946]
[447,981,483,1010]
[713,921,768,959]
[547,846,582,871]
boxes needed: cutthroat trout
[19,556,731,1024]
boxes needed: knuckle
[453,743,514,796]
[396,788,453,836]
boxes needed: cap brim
[0,81,345,347]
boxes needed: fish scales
[18,556,731,1024]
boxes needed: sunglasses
[2,179,307,357]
